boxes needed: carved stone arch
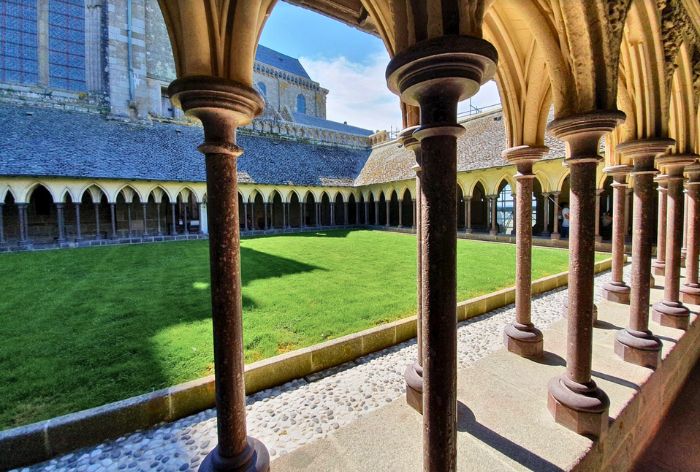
[149,185,172,203]
[555,170,571,192]
[59,187,76,203]
[24,182,58,203]
[116,184,143,204]
[79,183,108,204]
[467,178,488,198]
[668,41,697,153]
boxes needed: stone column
[316,202,321,226]
[126,203,133,238]
[142,203,148,236]
[282,202,287,229]
[169,76,269,471]
[546,111,624,439]
[110,203,117,239]
[680,164,700,304]
[489,196,498,235]
[542,192,550,236]
[198,203,205,234]
[0,203,4,245]
[56,203,66,244]
[624,188,632,237]
[412,198,417,229]
[355,200,361,225]
[504,146,547,358]
[374,201,379,225]
[269,202,274,229]
[385,200,390,227]
[594,189,603,242]
[182,202,188,235]
[243,202,249,231]
[156,203,162,235]
[93,203,101,240]
[300,202,304,228]
[386,34,497,470]
[399,127,423,413]
[74,203,81,241]
[601,166,633,304]
[344,202,349,225]
[398,200,403,227]
[652,154,697,330]
[681,191,688,267]
[614,139,673,369]
[652,176,668,275]
[17,203,28,245]
[170,203,177,235]
[330,203,335,226]
[263,202,268,230]
[550,192,560,239]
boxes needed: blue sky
[259,2,501,132]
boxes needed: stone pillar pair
[601,166,633,304]
[652,177,668,275]
[169,76,269,471]
[653,155,698,330]
[609,139,674,369]
[93,203,101,240]
[550,192,561,239]
[387,35,497,469]
[680,165,700,304]
[541,192,550,236]
[503,146,547,358]
[489,195,498,235]
[464,196,471,233]
[17,203,29,246]
[546,111,625,439]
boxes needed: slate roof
[291,112,374,136]
[354,110,566,186]
[0,104,370,186]
[255,45,310,79]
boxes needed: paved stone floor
[16,267,624,472]
[632,360,700,471]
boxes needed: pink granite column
[680,164,700,304]
[542,192,550,236]
[550,191,560,239]
[681,191,688,267]
[601,166,632,304]
[169,77,269,471]
[465,196,472,233]
[386,35,497,471]
[652,154,697,330]
[547,111,624,439]
[613,139,673,369]
[399,126,424,413]
[594,189,603,242]
[503,146,547,358]
[652,176,668,275]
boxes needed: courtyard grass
[0,230,604,429]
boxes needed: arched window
[497,183,514,234]
[257,81,266,97]
[296,94,306,114]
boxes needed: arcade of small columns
[76,0,700,470]
[10,155,671,247]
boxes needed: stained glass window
[0,1,39,85]
[48,0,85,91]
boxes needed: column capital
[547,111,625,164]
[169,76,264,157]
[684,162,700,183]
[55,202,64,209]
[503,145,548,176]
[617,138,674,174]
[604,164,633,183]
[656,153,697,177]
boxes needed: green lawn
[0,230,600,429]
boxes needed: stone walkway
[17,266,623,472]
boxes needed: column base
[680,283,700,305]
[489,229,497,236]
[601,282,631,304]
[614,329,662,369]
[595,235,602,243]
[465,228,472,234]
[547,375,609,439]
[652,260,665,276]
[652,301,690,330]
[550,232,560,241]
[404,362,423,414]
[504,323,543,358]
[199,438,270,472]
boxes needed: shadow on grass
[0,242,322,430]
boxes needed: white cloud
[300,54,501,133]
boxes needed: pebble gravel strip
[18,266,624,472]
